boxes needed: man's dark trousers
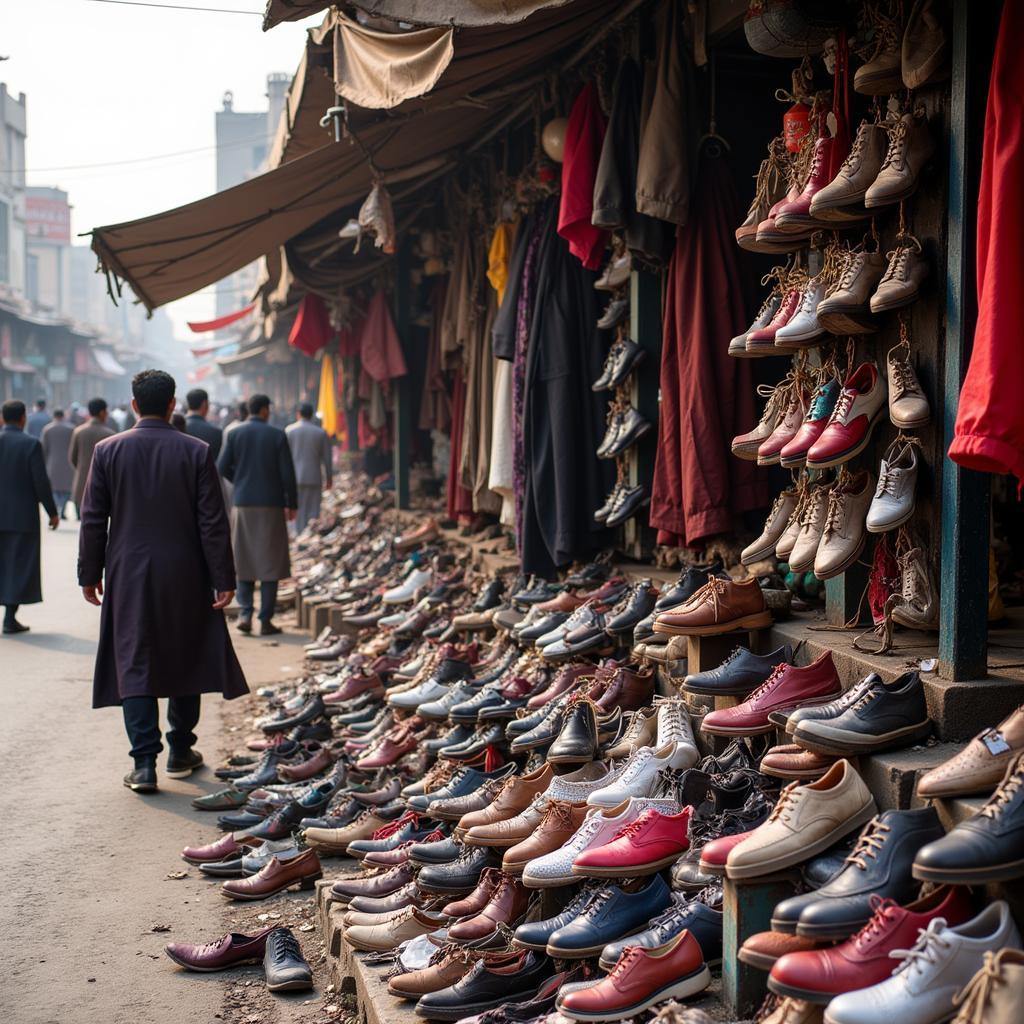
[236,580,278,624]
[122,695,201,765]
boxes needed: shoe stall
[88,1,1024,1022]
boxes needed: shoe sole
[414,993,538,1021]
[870,288,920,314]
[767,978,842,1005]
[816,305,879,335]
[794,915,874,941]
[726,798,876,880]
[812,534,866,581]
[760,763,830,781]
[793,719,932,757]
[652,611,772,637]
[125,781,158,793]
[682,679,759,697]
[805,409,884,470]
[912,855,1024,885]
[166,763,203,779]
[555,965,711,1021]
[865,503,916,534]
[736,946,784,971]
[741,538,787,565]
[266,977,314,992]
[731,441,767,461]
[220,873,322,900]
[571,851,687,877]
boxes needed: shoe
[456,764,552,838]
[824,902,1021,1024]
[263,927,314,991]
[775,277,828,346]
[917,706,1024,799]
[597,297,629,330]
[447,873,530,943]
[780,674,880,735]
[655,560,727,612]
[387,947,477,1000]
[949,947,1024,1024]
[732,382,787,459]
[813,470,874,580]
[604,579,659,635]
[742,489,798,564]
[865,109,935,209]
[816,251,887,334]
[260,621,282,636]
[410,764,514,814]
[806,362,887,469]
[344,905,441,952]
[870,236,929,312]
[902,0,951,91]
[786,482,833,574]
[739,932,825,973]
[160,746,202,780]
[726,760,876,880]
[547,874,673,958]
[913,754,1024,884]
[586,744,681,808]
[887,345,931,428]
[604,483,648,528]
[237,618,252,635]
[220,849,322,901]
[653,577,770,637]
[600,406,652,459]
[775,486,809,562]
[606,337,645,389]
[547,700,600,765]
[684,643,793,698]
[755,184,810,251]
[192,786,248,811]
[730,291,782,356]
[746,287,802,352]
[382,567,433,604]
[810,120,888,220]
[502,801,589,874]
[757,389,808,466]
[261,695,326,734]
[761,745,837,781]
[2,618,29,634]
[854,5,903,94]
[866,438,918,533]
[891,546,939,630]
[414,950,552,1021]
[779,379,841,469]
[770,808,945,939]
[557,929,710,1021]
[737,146,788,251]
[332,862,416,904]
[774,134,849,233]
[572,807,691,877]
[124,763,158,793]
[513,886,603,950]
[417,843,501,895]
[164,927,274,971]
[768,885,973,1004]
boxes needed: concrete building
[25,186,72,314]
[0,83,28,297]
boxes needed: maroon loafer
[164,927,275,971]
[181,833,242,865]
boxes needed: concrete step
[857,742,963,811]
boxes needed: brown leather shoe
[441,866,502,919]
[277,744,335,782]
[388,946,477,999]
[653,577,771,636]
[447,873,530,942]
[535,592,586,614]
[463,795,548,849]
[220,849,322,901]
[590,664,655,712]
[182,833,243,865]
[761,743,837,780]
[739,930,826,971]
[502,801,589,873]
[456,763,552,839]
[330,862,415,903]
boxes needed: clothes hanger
[698,54,732,155]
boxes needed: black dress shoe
[771,808,945,938]
[512,579,562,605]
[415,951,552,1020]
[516,611,569,643]
[124,763,158,793]
[264,927,314,992]
[604,483,649,528]
[198,856,247,878]
[166,748,204,779]
[2,619,29,634]
[913,754,1024,884]
[596,412,625,459]
[236,618,252,634]
[260,621,283,636]
[601,406,653,459]
[683,644,794,697]
[408,834,463,866]
[655,560,727,611]
[261,695,325,734]
[473,579,506,612]
[509,702,568,753]
[607,337,646,389]
[547,699,598,765]
[417,843,501,894]
[605,579,659,635]
[444,724,506,762]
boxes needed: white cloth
[488,357,515,526]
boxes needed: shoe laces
[766,782,800,826]
[889,354,918,398]
[745,663,787,703]
[979,758,1024,819]
[880,116,911,172]
[953,950,1014,1024]
[582,888,616,918]
[611,810,655,841]
[844,816,890,869]
[881,236,921,283]
[540,800,576,830]
[852,896,900,949]
[756,379,790,428]
[898,549,925,603]
[609,945,644,975]
[268,929,304,965]
[822,486,849,537]
[833,249,861,292]
[798,486,828,528]
[890,917,953,978]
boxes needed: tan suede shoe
[917,707,1024,799]
[303,810,394,852]
[344,906,442,952]
[501,801,589,873]
[456,763,552,838]
[463,795,548,848]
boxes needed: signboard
[25,195,71,243]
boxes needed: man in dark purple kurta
[78,369,248,793]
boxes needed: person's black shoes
[124,763,158,793]
[260,621,283,637]
[2,619,29,635]
[166,748,205,779]
[237,618,253,635]
[263,927,314,992]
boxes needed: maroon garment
[360,291,408,382]
[420,279,451,433]
[558,82,609,271]
[446,369,474,521]
[78,419,248,709]
[649,154,769,546]
[949,0,1024,488]
[288,293,332,356]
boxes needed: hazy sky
[4,0,320,334]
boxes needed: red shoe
[557,929,711,1020]
[181,833,242,865]
[806,362,887,470]
[526,663,594,710]
[779,379,841,469]
[354,727,417,770]
[323,672,385,705]
[756,389,808,466]
[774,133,849,232]
[697,830,753,875]
[768,886,974,1004]
[701,651,841,736]
[573,808,691,877]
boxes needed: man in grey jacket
[285,403,332,533]
[41,409,74,518]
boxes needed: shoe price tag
[982,730,1011,756]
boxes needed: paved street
[0,518,315,1024]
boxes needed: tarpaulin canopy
[187,302,256,333]
[263,0,574,31]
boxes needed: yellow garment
[317,353,339,439]
[486,221,516,304]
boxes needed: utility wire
[84,0,262,14]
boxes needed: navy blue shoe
[512,886,604,951]
[683,644,793,697]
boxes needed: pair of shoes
[165,926,313,991]
[124,748,205,792]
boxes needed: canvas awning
[0,357,36,374]
[92,348,127,376]
[217,344,269,372]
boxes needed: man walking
[0,400,59,634]
[70,397,115,518]
[26,398,51,438]
[184,387,223,460]
[217,394,297,636]
[41,409,74,519]
[286,402,333,533]
[78,370,247,793]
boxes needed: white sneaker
[655,698,699,769]
[775,277,827,346]
[823,901,1022,1024]
[387,678,449,709]
[382,568,432,604]
[586,744,680,808]
[866,437,918,533]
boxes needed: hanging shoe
[757,388,808,467]
[774,276,828,348]
[854,2,905,95]
[806,362,887,470]
[865,109,935,208]
[816,249,887,335]
[729,291,782,358]
[780,379,841,469]
[892,546,939,630]
[813,471,875,580]
[731,381,789,460]
[887,346,931,429]
[810,120,888,222]
[866,438,919,533]
[742,488,799,565]
[871,236,929,313]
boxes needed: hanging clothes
[359,291,408,383]
[440,234,473,368]
[316,353,339,438]
[949,0,1024,488]
[635,0,699,227]
[592,57,671,265]
[649,152,769,546]
[419,279,451,433]
[446,369,475,521]
[487,221,516,304]
[557,82,609,271]
[460,288,502,515]
[288,293,333,356]
[520,198,614,576]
